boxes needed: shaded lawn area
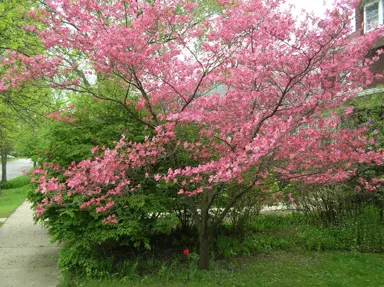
[0,176,31,218]
[61,252,384,287]
[0,186,29,218]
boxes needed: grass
[0,175,31,218]
[59,251,384,287]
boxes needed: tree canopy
[6,0,384,269]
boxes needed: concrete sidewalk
[0,202,59,287]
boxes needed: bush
[251,206,384,253]
[289,181,381,225]
[331,205,384,252]
[213,207,384,259]
[226,191,264,234]
[27,174,194,277]
[1,175,31,189]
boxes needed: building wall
[356,1,384,88]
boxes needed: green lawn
[0,175,31,218]
[60,252,384,287]
[0,186,29,218]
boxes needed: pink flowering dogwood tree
[7,0,384,269]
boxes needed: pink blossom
[35,204,45,217]
[103,214,118,225]
[344,106,354,116]
[15,0,384,228]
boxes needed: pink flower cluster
[19,0,384,222]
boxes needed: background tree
[0,104,17,183]
[0,0,58,183]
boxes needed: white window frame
[364,0,383,33]
[352,9,356,33]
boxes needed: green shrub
[331,205,384,252]
[216,208,384,257]
[1,175,31,189]
[289,180,384,227]
[28,177,195,277]
[215,234,251,258]
[226,191,263,234]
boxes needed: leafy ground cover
[59,251,384,287]
[0,175,31,218]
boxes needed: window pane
[366,2,379,31]
[366,3,379,18]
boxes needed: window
[364,0,383,33]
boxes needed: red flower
[183,249,190,255]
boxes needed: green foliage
[225,187,264,234]
[214,206,384,257]
[28,179,186,277]
[292,183,362,225]
[287,178,384,231]
[26,92,197,278]
[344,93,384,205]
[348,93,384,148]
[1,174,30,189]
[52,206,384,280]
[0,0,52,119]
[214,175,283,235]
[24,95,150,167]
[330,205,384,252]
[0,0,41,54]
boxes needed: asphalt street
[0,158,33,180]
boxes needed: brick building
[355,0,384,92]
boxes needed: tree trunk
[198,233,210,270]
[1,150,7,183]
[186,185,252,270]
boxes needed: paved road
[0,159,59,287]
[0,158,34,181]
